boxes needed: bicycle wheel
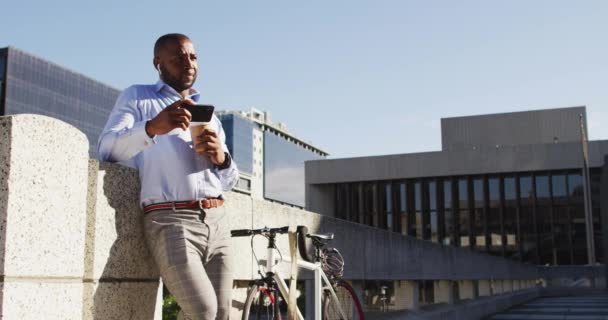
[322,280,364,320]
[242,283,283,320]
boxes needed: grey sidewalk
[487,295,608,320]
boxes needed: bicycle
[231,225,365,320]
[378,285,388,312]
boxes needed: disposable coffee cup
[190,122,213,151]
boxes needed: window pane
[472,178,485,249]
[520,176,533,201]
[399,183,407,212]
[415,182,422,211]
[429,181,437,211]
[458,178,469,247]
[414,182,422,238]
[458,178,468,208]
[568,173,584,200]
[536,175,550,201]
[489,177,500,208]
[399,183,408,236]
[385,183,393,231]
[473,178,484,209]
[429,181,438,242]
[385,183,392,212]
[552,174,567,197]
[504,176,516,201]
[444,180,452,210]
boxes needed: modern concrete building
[0,47,120,157]
[306,106,607,266]
[218,108,328,207]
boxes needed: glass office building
[264,129,325,207]
[0,47,120,157]
[219,110,328,207]
[306,107,608,265]
[218,113,255,175]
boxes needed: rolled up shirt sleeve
[215,157,239,191]
[97,86,155,162]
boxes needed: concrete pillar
[513,280,520,291]
[394,280,419,311]
[478,280,492,296]
[433,280,455,304]
[503,280,513,293]
[493,280,503,294]
[458,280,477,300]
[0,115,90,319]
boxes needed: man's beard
[161,66,196,93]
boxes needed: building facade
[0,47,120,157]
[218,109,328,207]
[305,107,607,265]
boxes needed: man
[98,33,238,320]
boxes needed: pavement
[486,295,608,320]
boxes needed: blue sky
[2,1,607,158]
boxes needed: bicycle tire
[242,283,283,320]
[322,280,365,320]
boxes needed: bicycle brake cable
[251,234,264,276]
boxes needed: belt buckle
[198,199,205,210]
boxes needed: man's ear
[153,57,160,70]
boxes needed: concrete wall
[0,115,162,320]
[305,140,608,186]
[441,106,586,151]
[1,115,545,319]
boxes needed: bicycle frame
[264,245,347,320]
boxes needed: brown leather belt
[143,198,224,214]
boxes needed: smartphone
[181,104,215,122]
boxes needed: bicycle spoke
[323,281,364,320]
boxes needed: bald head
[154,33,191,57]
[153,33,198,96]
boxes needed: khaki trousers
[144,206,233,320]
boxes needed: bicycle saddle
[307,232,334,241]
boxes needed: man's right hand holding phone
[145,99,194,137]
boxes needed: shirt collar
[154,79,201,102]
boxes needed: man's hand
[194,129,226,165]
[145,100,194,136]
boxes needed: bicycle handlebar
[230,226,290,237]
[230,225,314,263]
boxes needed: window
[428,181,438,242]
[443,179,454,245]
[551,174,567,202]
[384,183,393,231]
[503,176,519,259]
[398,183,409,235]
[473,177,485,250]
[519,175,538,264]
[458,178,470,247]
[488,177,501,253]
[536,175,550,202]
[568,173,584,200]
[414,182,422,239]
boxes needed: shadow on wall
[91,162,160,320]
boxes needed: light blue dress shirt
[97,80,239,207]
